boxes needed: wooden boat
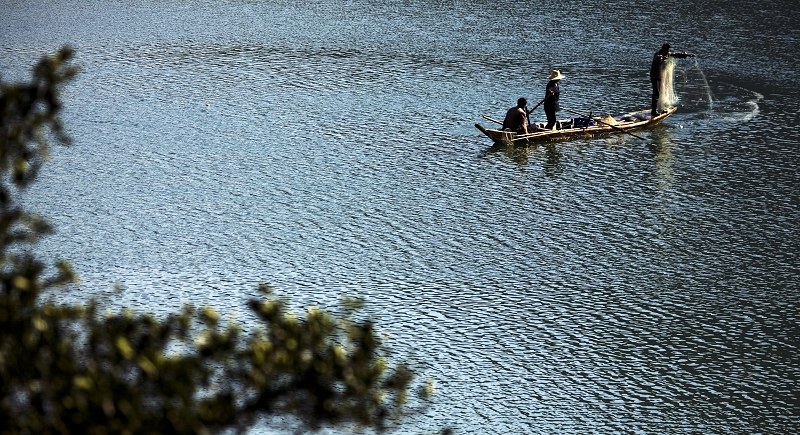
[475,107,677,145]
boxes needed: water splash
[677,58,762,123]
[689,58,715,111]
[718,82,764,122]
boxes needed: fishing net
[658,56,678,111]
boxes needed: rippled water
[3,0,799,433]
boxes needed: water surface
[2,0,799,433]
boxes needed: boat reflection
[649,125,675,191]
[480,141,564,177]
[542,143,564,178]
[480,126,676,182]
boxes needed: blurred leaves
[0,47,419,434]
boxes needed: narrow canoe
[475,107,677,145]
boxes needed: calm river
[2,0,799,433]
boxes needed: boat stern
[475,123,516,144]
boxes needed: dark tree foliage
[0,47,421,434]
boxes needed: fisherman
[650,43,695,116]
[502,97,529,134]
[543,69,564,131]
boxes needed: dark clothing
[650,50,690,115]
[650,50,690,79]
[543,79,560,129]
[649,52,667,81]
[502,106,527,133]
[650,80,661,116]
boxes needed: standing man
[502,97,529,134]
[650,43,695,116]
[544,69,564,131]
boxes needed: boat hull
[476,107,677,145]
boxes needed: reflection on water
[479,141,565,177]
[650,126,675,191]
[542,143,564,178]
[480,142,535,171]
